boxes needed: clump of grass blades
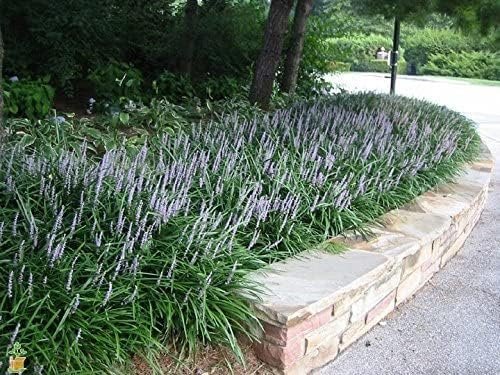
[0,93,480,373]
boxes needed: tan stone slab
[410,190,471,219]
[251,250,391,326]
[435,175,489,201]
[457,167,492,188]
[339,227,421,258]
[381,209,451,246]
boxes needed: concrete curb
[248,143,494,375]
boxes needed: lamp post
[390,17,400,95]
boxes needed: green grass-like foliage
[0,93,480,373]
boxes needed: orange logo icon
[8,342,27,374]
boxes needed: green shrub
[327,34,393,65]
[403,28,478,74]
[296,15,337,93]
[326,61,352,72]
[326,34,408,73]
[88,62,144,104]
[352,59,408,74]
[195,76,247,100]
[154,72,248,103]
[107,98,194,132]
[0,93,480,373]
[421,51,500,80]
[153,71,196,103]
[3,77,55,119]
[2,1,266,95]
[192,2,266,79]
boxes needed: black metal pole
[390,17,400,95]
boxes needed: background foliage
[323,0,498,79]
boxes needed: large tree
[280,0,314,94]
[249,0,294,109]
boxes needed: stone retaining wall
[249,144,494,374]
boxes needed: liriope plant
[0,93,480,373]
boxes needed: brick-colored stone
[304,312,350,355]
[366,289,396,324]
[287,306,332,339]
[350,263,401,322]
[262,306,332,346]
[286,336,340,375]
[340,289,396,352]
[261,321,288,346]
[252,338,305,369]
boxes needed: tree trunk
[281,0,314,94]
[0,25,4,134]
[180,0,199,77]
[249,0,294,109]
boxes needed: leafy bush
[3,77,55,119]
[109,99,196,132]
[192,2,266,79]
[326,33,408,73]
[421,51,500,80]
[196,76,247,101]
[5,114,152,157]
[88,62,144,104]
[1,0,128,95]
[154,72,247,103]
[327,33,393,66]
[153,71,196,103]
[353,59,408,74]
[2,0,265,96]
[0,93,479,373]
[402,28,478,74]
[296,15,337,94]
[326,61,352,72]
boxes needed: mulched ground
[131,343,277,375]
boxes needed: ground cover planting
[0,93,480,373]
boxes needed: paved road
[318,73,500,375]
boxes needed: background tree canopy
[0,0,268,95]
[0,0,498,117]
